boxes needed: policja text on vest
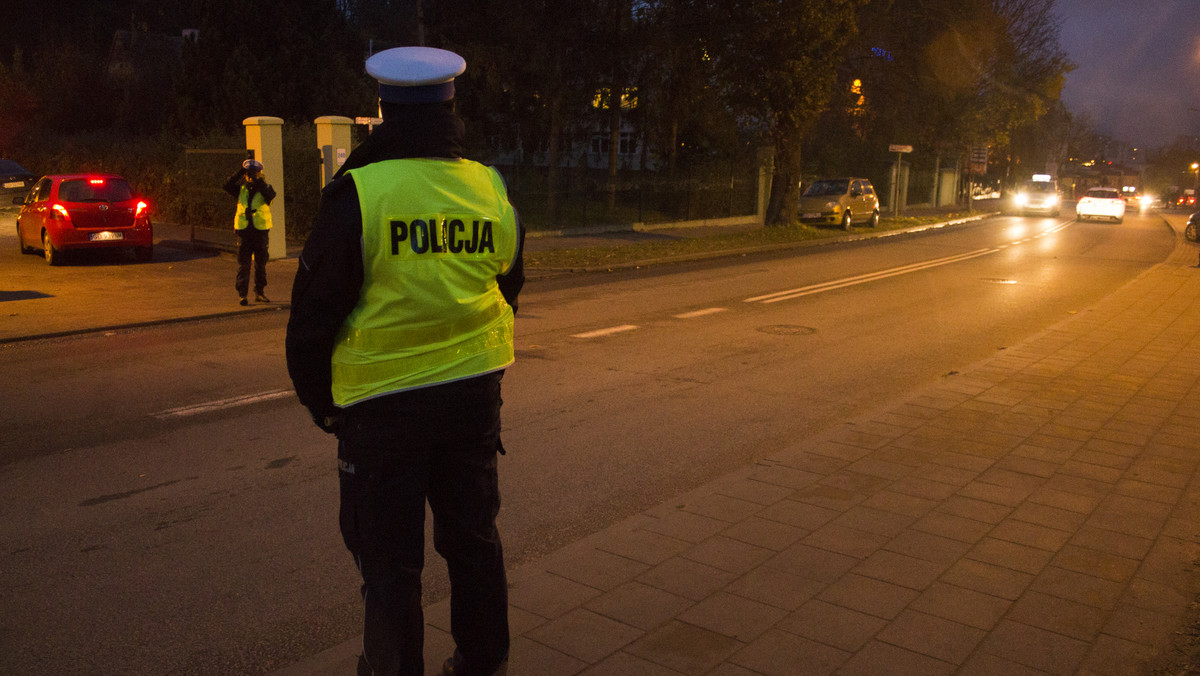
[390,218,496,255]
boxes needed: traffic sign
[888,144,913,153]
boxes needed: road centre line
[675,308,727,319]
[152,389,294,419]
[744,221,1075,305]
[744,248,998,304]
[571,324,639,339]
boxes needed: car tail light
[51,203,71,221]
[135,200,149,218]
[89,178,105,185]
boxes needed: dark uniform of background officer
[222,158,276,305]
[285,47,523,676]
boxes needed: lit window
[592,88,639,110]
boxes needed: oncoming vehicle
[1120,186,1148,211]
[14,174,153,265]
[798,178,880,230]
[1075,187,1126,223]
[1011,177,1060,217]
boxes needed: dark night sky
[1055,0,1200,150]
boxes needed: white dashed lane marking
[571,324,639,339]
[674,308,727,319]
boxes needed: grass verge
[525,211,983,270]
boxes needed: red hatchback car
[14,174,153,265]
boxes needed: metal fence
[498,170,761,232]
[182,148,250,239]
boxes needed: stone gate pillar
[243,116,286,259]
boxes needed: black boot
[442,649,507,676]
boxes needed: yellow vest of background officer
[332,158,519,407]
[234,185,273,231]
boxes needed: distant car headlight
[1014,193,1029,207]
[1047,195,1060,206]
[826,202,840,211]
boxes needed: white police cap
[366,46,466,104]
[242,159,263,172]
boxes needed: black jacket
[285,104,525,426]
[222,171,276,206]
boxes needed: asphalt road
[0,208,1176,674]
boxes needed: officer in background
[222,158,276,305]
[285,46,523,676]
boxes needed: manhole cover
[757,324,817,336]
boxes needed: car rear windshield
[804,179,850,196]
[59,178,134,203]
[0,159,28,174]
[1086,189,1121,199]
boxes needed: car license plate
[802,212,819,219]
[89,231,124,241]
[3,181,24,189]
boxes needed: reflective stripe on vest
[333,158,518,406]
[234,185,272,230]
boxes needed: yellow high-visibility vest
[332,158,519,407]
[234,185,272,230]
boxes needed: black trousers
[338,373,509,676]
[235,227,269,296]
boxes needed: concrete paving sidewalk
[275,213,1200,675]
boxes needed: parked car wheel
[43,231,62,266]
[840,210,852,230]
[868,210,880,228]
[1186,221,1197,242]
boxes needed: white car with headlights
[1012,178,1060,217]
[1075,187,1126,223]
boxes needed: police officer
[223,158,276,305]
[285,47,522,676]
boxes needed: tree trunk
[765,121,803,226]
